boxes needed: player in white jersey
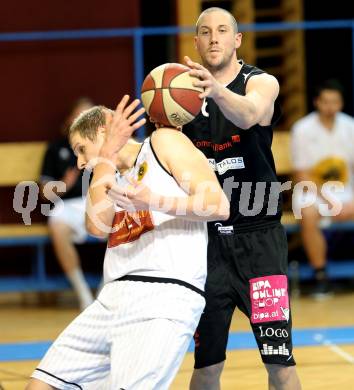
[27,96,229,390]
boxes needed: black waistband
[208,219,281,235]
[114,275,205,297]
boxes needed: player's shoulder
[247,71,279,89]
[151,128,193,146]
[244,68,279,98]
[242,63,278,82]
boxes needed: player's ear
[96,126,106,140]
[235,32,242,49]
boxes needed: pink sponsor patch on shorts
[250,275,289,324]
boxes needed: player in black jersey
[184,7,302,390]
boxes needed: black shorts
[194,221,296,369]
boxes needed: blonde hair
[69,105,113,141]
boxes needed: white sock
[68,268,94,310]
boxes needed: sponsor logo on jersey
[137,161,148,181]
[208,157,245,174]
[214,222,234,235]
[194,136,240,151]
[108,210,154,248]
[260,343,290,356]
[195,140,233,151]
[258,326,289,338]
[201,99,209,117]
[250,275,289,324]
[243,71,253,83]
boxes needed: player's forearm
[213,87,258,129]
[86,161,116,237]
[151,190,230,222]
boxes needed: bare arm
[212,74,279,129]
[108,129,230,222]
[156,130,230,220]
[85,160,116,238]
[185,56,279,129]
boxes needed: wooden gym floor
[0,291,354,389]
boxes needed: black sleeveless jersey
[183,62,282,230]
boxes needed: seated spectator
[40,97,94,310]
[291,80,354,298]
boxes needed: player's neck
[116,142,141,172]
[209,57,242,85]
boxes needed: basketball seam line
[161,68,189,89]
[164,69,201,118]
[167,87,199,117]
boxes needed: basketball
[141,63,203,128]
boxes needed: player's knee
[200,362,224,378]
[192,361,224,385]
[265,363,296,385]
[48,221,73,241]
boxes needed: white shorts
[48,197,87,244]
[31,280,205,390]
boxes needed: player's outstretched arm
[185,56,279,129]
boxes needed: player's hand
[100,95,146,160]
[105,178,159,212]
[184,56,222,99]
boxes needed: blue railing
[1,20,354,138]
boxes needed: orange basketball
[141,63,203,128]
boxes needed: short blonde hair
[69,105,113,141]
[196,7,238,34]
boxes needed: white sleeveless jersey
[103,138,208,291]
